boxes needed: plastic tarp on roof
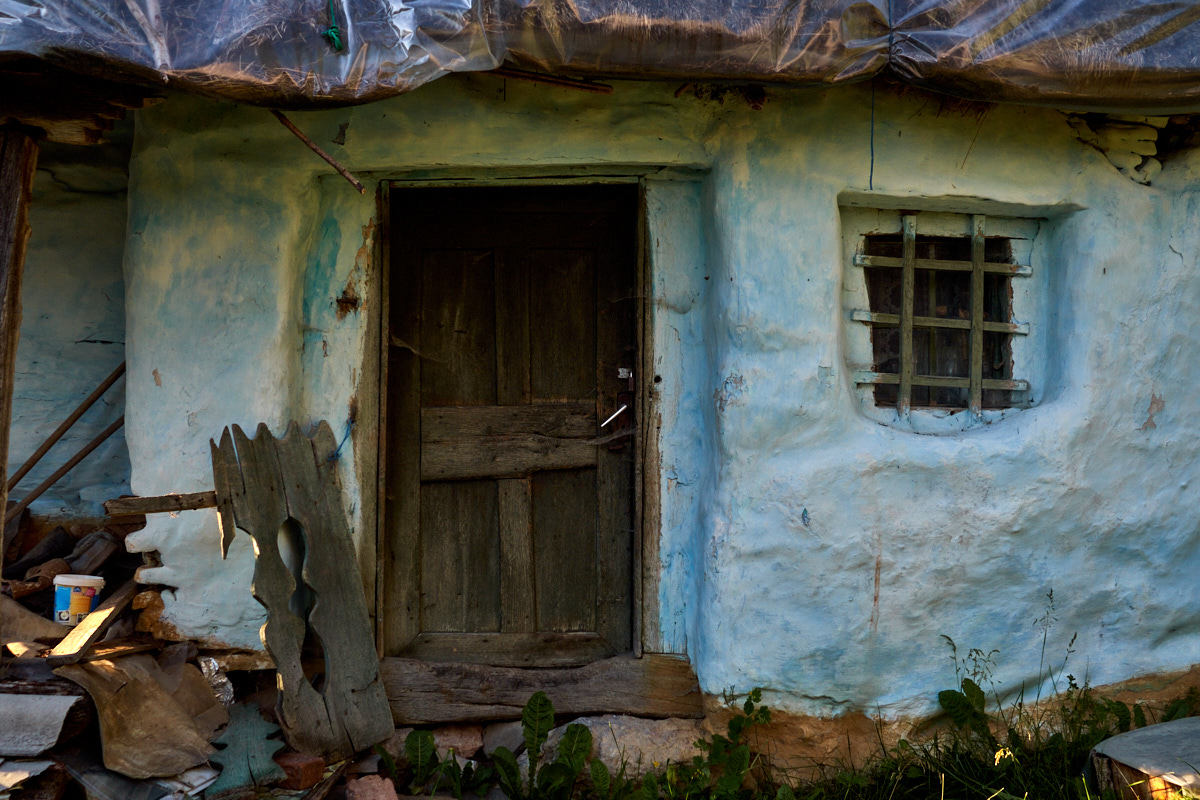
[4,0,1200,111]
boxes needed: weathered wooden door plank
[595,220,636,653]
[384,230,424,653]
[420,480,500,632]
[399,631,614,667]
[421,437,598,481]
[421,403,594,440]
[498,477,534,632]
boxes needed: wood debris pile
[0,419,396,800]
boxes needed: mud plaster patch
[1140,392,1165,430]
[713,373,745,412]
[336,218,375,320]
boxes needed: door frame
[370,171,670,658]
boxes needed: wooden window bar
[852,212,1031,415]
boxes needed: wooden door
[383,185,637,666]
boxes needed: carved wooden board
[212,421,394,760]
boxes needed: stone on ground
[433,724,484,759]
[346,774,399,800]
[539,716,704,777]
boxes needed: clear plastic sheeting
[3,0,1200,111]
[893,1,1200,113]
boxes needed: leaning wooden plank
[380,654,703,724]
[46,580,137,666]
[104,491,217,517]
[214,422,393,759]
[301,422,396,752]
[218,423,344,757]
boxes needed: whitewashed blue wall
[9,133,131,519]
[121,79,1200,718]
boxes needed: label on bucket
[55,583,100,626]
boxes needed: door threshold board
[381,653,702,724]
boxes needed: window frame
[851,212,1032,416]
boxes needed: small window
[851,213,1031,415]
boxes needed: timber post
[0,126,40,570]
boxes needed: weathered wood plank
[529,249,596,401]
[382,653,703,724]
[494,250,530,407]
[0,130,37,575]
[211,429,242,561]
[399,632,615,667]
[969,214,986,416]
[46,580,138,667]
[421,404,593,441]
[596,226,635,654]
[215,422,393,759]
[534,469,597,632]
[223,424,340,755]
[420,249,497,406]
[421,436,598,481]
[898,214,916,415]
[498,477,534,632]
[853,253,1032,277]
[420,480,499,633]
[284,422,396,755]
[383,232,423,654]
[104,491,217,517]
[849,310,1029,335]
[854,372,1030,391]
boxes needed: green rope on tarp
[322,0,344,51]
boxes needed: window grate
[852,213,1031,414]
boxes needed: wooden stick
[104,490,217,517]
[302,761,348,800]
[5,415,125,525]
[8,361,126,492]
[270,110,365,194]
[492,67,614,95]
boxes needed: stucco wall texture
[122,77,1200,719]
[10,134,131,519]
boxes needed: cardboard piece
[55,655,219,779]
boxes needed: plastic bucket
[53,574,105,626]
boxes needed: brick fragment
[273,751,325,790]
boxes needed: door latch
[603,367,635,451]
[601,405,628,428]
